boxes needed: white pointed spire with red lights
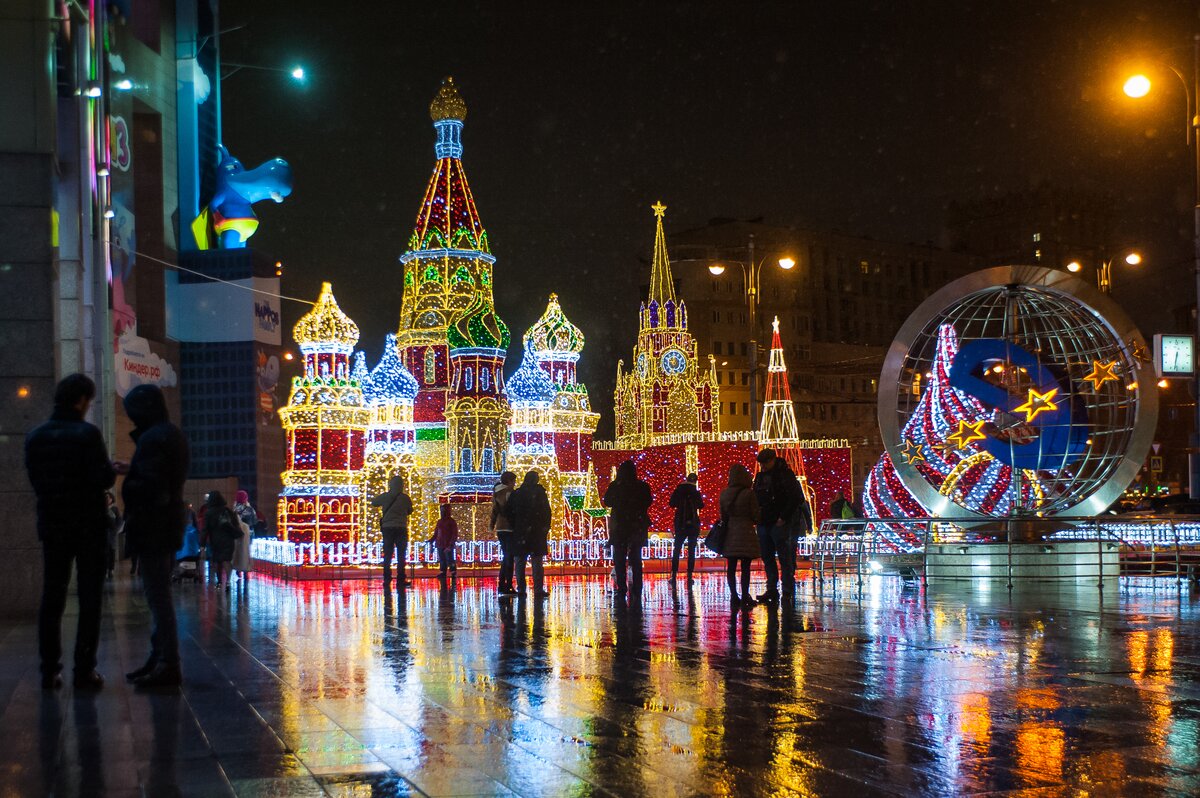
[758,316,806,480]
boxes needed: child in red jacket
[428,504,458,582]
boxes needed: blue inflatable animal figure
[192,144,294,249]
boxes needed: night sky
[221,1,1198,431]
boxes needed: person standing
[121,384,190,688]
[508,470,552,599]
[231,489,256,581]
[428,504,459,585]
[371,475,413,591]
[490,471,518,597]
[752,448,805,603]
[668,473,704,585]
[720,464,761,607]
[24,373,117,689]
[602,460,653,601]
[829,490,852,520]
[202,491,241,590]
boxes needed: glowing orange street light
[708,263,726,275]
[1124,74,1152,98]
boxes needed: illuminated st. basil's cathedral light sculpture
[275,79,609,556]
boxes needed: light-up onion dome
[430,75,467,122]
[293,282,359,354]
[365,333,419,405]
[447,292,510,351]
[524,293,584,360]
[507,344,556,405]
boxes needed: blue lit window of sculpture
[464,367,473,390]
[424,349,436,384]
[460,448,472,471]
[481,447,494,472]
[480,368,490,390]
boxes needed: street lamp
[223,62,309,83]
[702,235,796,428]
[1064,250,1142,293]
[1122,34,1200,499]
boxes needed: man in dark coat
[668,473,704,584]
[602,459,653,600]
[507,470,552,598]
[371,474,414,591]
[752,448,810,602]
[121,384,190,688]
[25,374,116,689]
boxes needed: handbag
[704,519,727,555]
[705,487,746,555]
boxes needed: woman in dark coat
[602,459,653,599]
[720,464,761,606]
[508,470,552,598]
[202,491,241,590]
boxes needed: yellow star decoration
[947,419,988,449]
[1014,386,1059,423]
[899,439,926,465]
[1082,360,1119,391]
[651,200,667,218]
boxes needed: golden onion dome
[430,76,467,122]
[524,293,584,356]
[293,282,360,350]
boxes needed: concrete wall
[0,4,58,616]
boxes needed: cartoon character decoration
[191,145,294,250]
[257,348,281,424]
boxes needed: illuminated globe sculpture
[867,265,1158,523]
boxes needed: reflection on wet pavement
[3,573,1200,796]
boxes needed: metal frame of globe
[878,265,1158,520]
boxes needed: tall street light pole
[1124,34,1200,498]
[707,236,796,429]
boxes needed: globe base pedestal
[926,541,1119,584]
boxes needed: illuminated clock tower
[613,202,718,448]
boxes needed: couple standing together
[26,376,188,690]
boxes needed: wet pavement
[2,572,1200,797]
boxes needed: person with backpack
[371,475,414,592]
[668,473,704,585]
[202,491,242,590]
[490,471,518,597]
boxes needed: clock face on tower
[660,348,687,375]
[636,353,648,378]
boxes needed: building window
[730,403,737,416]
[714,341,722,355]
[860,260,870,274]
[1033,232,1041,242]
[741,402,748,416]
[741,372,748,386]
[740,342,748,356]
[712,310,720,323]
[1034,248,1042,262]
[716,371,723,385]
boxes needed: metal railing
[810,515,1200,590]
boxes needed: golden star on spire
[651,200,667,218]
[772,316,781,333]
[1014,386,1059,423]
[947,419,988,449]
[1082,360,1119,391]
[899,439,926,465]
